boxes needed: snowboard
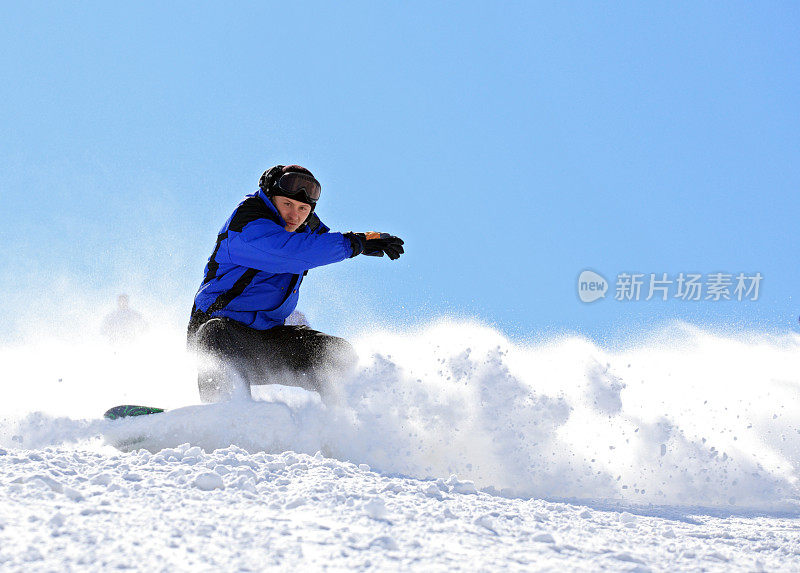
[103,404,166,451]
[104,404,165,420]
[101,400,298,454]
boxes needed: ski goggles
[274,172,322,203]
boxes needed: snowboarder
[102,294,149,344]
[188,165,404,403]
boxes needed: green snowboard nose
[104,405,165,420]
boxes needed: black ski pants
[194,318,356,403]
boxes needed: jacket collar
[256,189,287,227]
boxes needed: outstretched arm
[225,219,354,274]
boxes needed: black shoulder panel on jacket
[228,196,280,233]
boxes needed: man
[102,294,148,345]
[188,164,404,403]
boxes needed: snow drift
[2,319,799,512]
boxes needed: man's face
[272,196,312,232]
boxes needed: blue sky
[1,2,799,344]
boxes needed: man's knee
[313,333,358,367]
[276,328,357,372]
[320,335,358,370]
[195,318,232,355]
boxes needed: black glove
[345,232,404,260]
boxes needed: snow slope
[1,319,800,570]
[2,445,799,571]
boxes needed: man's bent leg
[255,325,358,401]
[194,318,265,403]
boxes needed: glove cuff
[344,232,364,258]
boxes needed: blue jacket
[189,189,353,336]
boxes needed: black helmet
[259,164,321,206]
